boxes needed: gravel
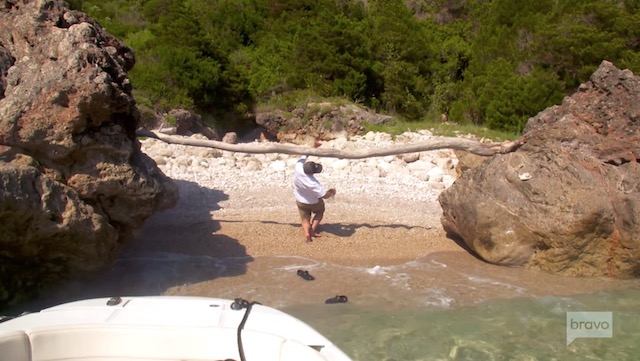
[140,130,459,205]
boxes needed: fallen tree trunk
[136,129,522,159]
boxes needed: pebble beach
[135,130,466,266]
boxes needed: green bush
[73,0,640,135]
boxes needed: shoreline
[9,133,640,314]
[128,180,465,268]
[124,178,640,309]
[135,131,464,266]
[12,172,640,314]
[19,131,638,314]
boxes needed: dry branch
[136,129,522,159]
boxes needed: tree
[72,0,640,134]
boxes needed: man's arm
[321,188,336,199]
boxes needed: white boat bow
[0,296,353,361]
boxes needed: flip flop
[325,295,348,304]
[297,269,315,281]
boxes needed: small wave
[264,255,324,271]
[422,288,454,308]
[535,296,586,315]
[464,274,527,294]
[429,259,448,269]
[367,265,388,275]
[389,272,412,291]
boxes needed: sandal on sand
[297,269,315,281]
[325,295,348,304]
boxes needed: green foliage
[73,0,640,135]
[234,35,290,100]
[455,58,565,133]
[257,89,349,113]
[424,120,521,141]
[71,1,146,38]
[164,114,177,126]
[362,119,421,136]
[362,117,519,141]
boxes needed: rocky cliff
[0,0,177,308]
[439,61,640,278]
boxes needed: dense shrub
[69,0,640,133]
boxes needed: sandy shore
[108,139,638,309]
[18,171,640,313]
[118,179,640,309]
[127,178,464,267]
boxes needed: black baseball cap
[303,161,323,175]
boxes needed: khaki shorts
[296,200,325,220]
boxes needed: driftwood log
[136,129,522,158]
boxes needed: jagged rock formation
[255,102,393,144]
[0,0,177,308]
[439,61,640,278]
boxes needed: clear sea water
[284,290,640,361]
[9,251,640,361]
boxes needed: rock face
[169,108,219,140]
[256,102,393,143]
[0,0,177,307]
[439,61,640,278]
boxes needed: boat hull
[0,296,352,361]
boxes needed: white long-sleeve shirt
[293,157,326,204]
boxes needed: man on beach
[293,156,336,243]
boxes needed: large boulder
[0,0,178,308]
[169,108,220,140]
[439,61,640,278]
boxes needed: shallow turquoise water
[8,250,640,361]
[284,289,640,361]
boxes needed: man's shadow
[258,220,431,237]
[320,222,430,237]
[13,180,253,313]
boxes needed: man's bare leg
[311,214,323,237]
[301,218,312,242]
